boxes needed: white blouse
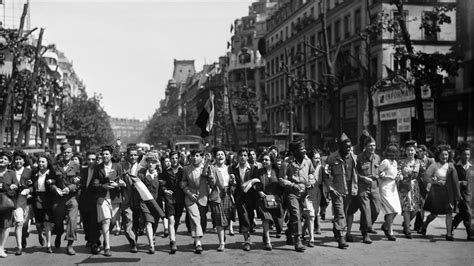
[37,170,49,192]
[216,165,230,187]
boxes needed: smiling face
[311,152,321,166]
[170,153,179,167]
[215,150,226,165]
[262,155,272,168]
[14,155,25,170]
[38,157,48,170]
[238,151,248,165]
[191,153,203,166]
[102,150,112,164]
[438,150,449,164]
[406,146,416,159]
[0,155,11,168]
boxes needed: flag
[195,91,214,138]
[227,41,231,50]
[230,23,234,33]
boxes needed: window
[393,10,408,41]
[285,26,289,40]
[318,60,324,83]
[327,25,332,46]
[335,20,341,42]
[354,9,361,33]
[310,63,316,80]
[318,31,323,47]
[370,56,378,80]
[344,14,351,38]
[310,34,316,47]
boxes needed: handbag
[262,175,280,210]
[398,178,411,193]
[209,186,221,203]
[0,193,15,213]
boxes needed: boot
[285,230,294,245]
[294,235,306,252]
[338,236,349,249]
[362,234,372,244]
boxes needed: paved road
[3,208,473,266]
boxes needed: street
[3,208,473,266]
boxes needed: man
[160,151,185,254]
[78,151,101,254]
[51,143,81,255]
[248,148,262,169]
[324,135,359,249]
[91,145,126,257]
[119,145,140,253]
[179,150,209,254]
[279,139,315,252]
[355,136,381,244]
[231,148,257,251]
[453,144,473,240]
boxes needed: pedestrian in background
[452,143,473,240]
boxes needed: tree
[141,113,184,147]
[373,1,460,143]
[62,94,115,150]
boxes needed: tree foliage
[141,112,184,147]
[62,94,114,150]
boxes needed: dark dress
[31,169,56,223]
[252,168,282,223]
[132,168,160,225]
[424,162,461,215]
[0,169,18,228]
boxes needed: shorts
[97,198,120,223]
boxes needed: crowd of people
[0,132,472,258]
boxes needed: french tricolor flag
[195,91,214,138]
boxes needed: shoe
[91,244,100,255]
[170,241,177,254]
[54,235,61,248]
[195,245,203,254]
[346,234,354,243]
[15,248,22,256]
[315,229,322,235]
[362,235,372,244]
[446,235,454,241]
[22,238,27,249]
[148,246,155,254]
[103,248,112,257]
[250,228,256,234]
[217,244,225,252]
[307,241,315,248]
[286,237,294,245]
[114,230,120,236]
[46,247,53,254]
[39,233,45,247]
[86,241,91,248]
[264,242,272,251]
[294,236,306,252]
[338,238,349,249]
[229,231,235,236]
[243,242,251,251]
[420,226,427,237]
[321,213,326,220]
[403,228,412,239]
[130,244,138,253]
[388,235,396,241]
[275,232,281,238]
[367,228,378,234]
[381,225,389,238]
[0,251,7,258]
[163,231,169,238]
[66,245,76,255]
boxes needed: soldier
[324,135,358,249]
[51,144,81,255]
[279,139,315,252]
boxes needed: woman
[132,152,161,254]
[31,153,56,253]
[0,150,18,258]
[251,152,282,251]
[398,140,423,238]
[207,146,235,252]
[302,148,323,247]
[11,150,33,255]
[422,145,461,240]
[378,144,402,241]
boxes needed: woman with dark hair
[421,145,461,240]
[11,150,33,255]
[72,153,83,167]
[31,153,56,253]
[251,151,281,250]
[378,144,402,241]
[0,149,17,258]
[207,146,235,252]
[398,140,423,238]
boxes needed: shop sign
[380,107,412,121]
[377,84,431,106]
[397,116,411,132]
[423,100,434,120]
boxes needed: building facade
[110,118,148,146]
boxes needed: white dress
[378,159,402,214]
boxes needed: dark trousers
[236,198,253,233]
[453,199,472,235]
[358,184,381,234]
[80,207,100,245]
[285,193,305,236]
[53,196,79,241]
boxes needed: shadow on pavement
[76,257,141,264]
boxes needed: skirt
[399,179,423,212]
[424,184,453,215]
[209,190,235,227]
[256,195,282,223]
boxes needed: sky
[28,0,253,121]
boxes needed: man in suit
[179,149,209,254]
[51,143,81,255]
[231,148,256,251]
[453,144,473,240]
[91,145,126,257]
[119,145,139,253]
[78,151,101,254]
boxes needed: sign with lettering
[377,85,431,106]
